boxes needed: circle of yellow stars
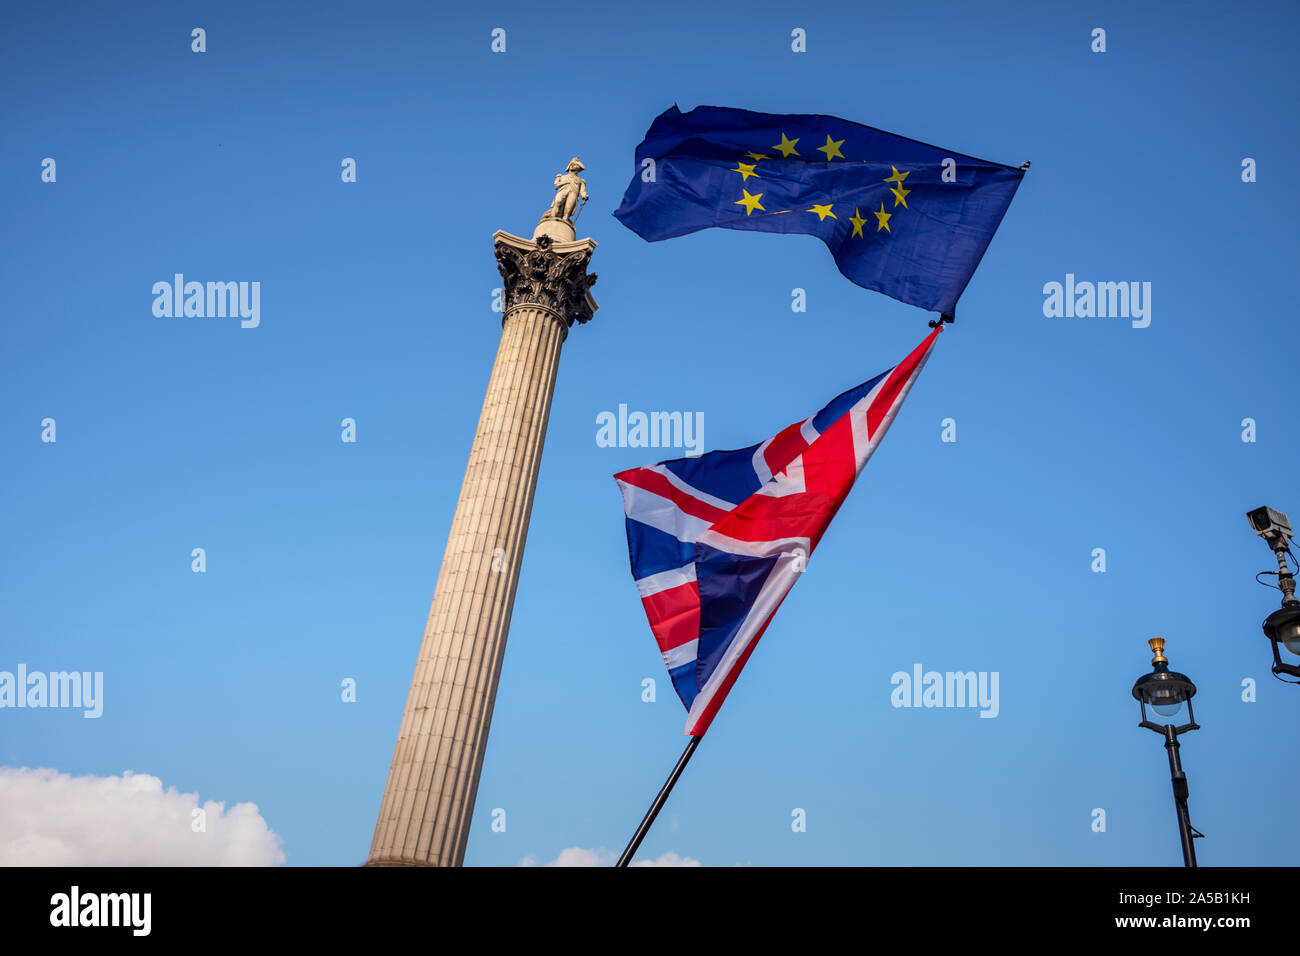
[729,132,914,239]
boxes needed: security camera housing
[1248,506,1293,547]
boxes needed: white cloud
[0,766,285,866]
[631,851,700,867]
[520,846,701,867]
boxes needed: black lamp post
[1131,637,1203,867]
[1248,505,1300,682]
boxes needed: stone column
[367,222,597,866]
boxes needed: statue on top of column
[542,157,588,223]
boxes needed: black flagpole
[615,735,702,867]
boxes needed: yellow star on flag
[817,135,845,161]
[890,184,910,208]
[772,134,800,158]
[884,165,910,185]
[807,203,836,221]
[873,202,892,232]
[735,189,765,215]
[746,151,769,161]
[732,161,760,181]
[850,208,868,238]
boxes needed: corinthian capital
[493,232,599,329]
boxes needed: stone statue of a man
[543,157,588,222]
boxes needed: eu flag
[613,105,1026,318]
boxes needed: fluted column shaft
[368,230,596,866]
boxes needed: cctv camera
[1247,506,1293,547]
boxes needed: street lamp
[1262,605,1300,680]
[1131,637,1203,867]
[1247,506,1300,682]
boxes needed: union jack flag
[614,328,941,735]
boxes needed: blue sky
[2,0,1298,866]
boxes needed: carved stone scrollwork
[494,234,598,328]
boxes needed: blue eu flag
[613,105,1026,318]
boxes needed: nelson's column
[367,158,598,866]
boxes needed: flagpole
[615,735,702,867]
